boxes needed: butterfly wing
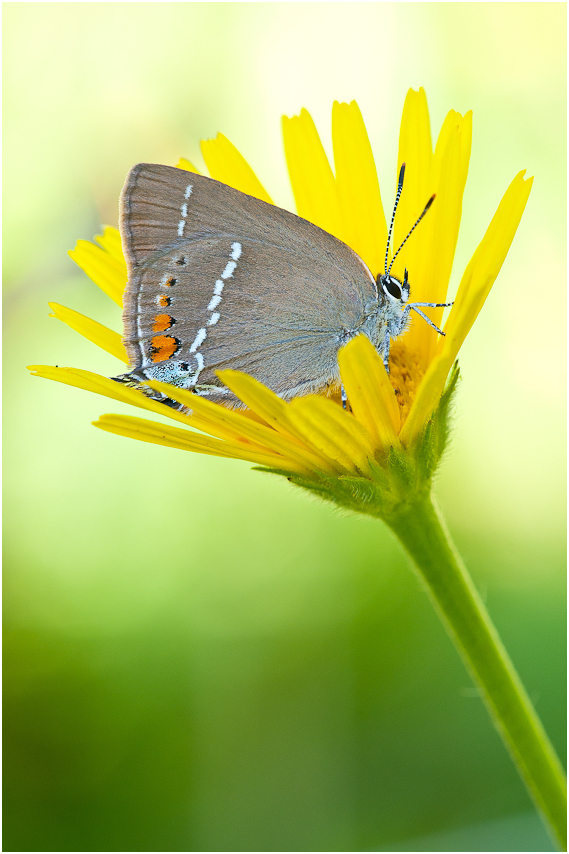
[119,164,378,401]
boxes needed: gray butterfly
[114,162,450,408]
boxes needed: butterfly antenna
[384,163,406,275]
[387,193,436,276]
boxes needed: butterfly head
[378,269,410,306]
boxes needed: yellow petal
[68,239,126,307]
[407,120,464,360]
[94,226,126,265]
[391,88,433,284]
[282,109,346,241]
[287,395,375,476]
[27,365,206,429]
[95,413,236,457]
[176,157,201,173]
[94,414,302,471]
[338,335,400,450]
[217,370,346,474]
[200,133,273,203]
[217,369,304,433]
[425,112,471,311]
[48,303,128,363]
[459,110,473,193]
[28,364,163,410]
[332,101,387,276]
[146,380,334,473]
[401,170,533,446]
[443,170,533,356]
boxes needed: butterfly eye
[384,277,402,299]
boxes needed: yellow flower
[29,88,532,482]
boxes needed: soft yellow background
[4,4,566,851]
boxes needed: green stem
[384,491,566,850]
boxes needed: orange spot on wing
[150,335,179,362]
[157,294,171,307]
[152,313,174,332]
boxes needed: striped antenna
[384,163,406,275]
[387,193,436,276]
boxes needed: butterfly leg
[380,334,391,373]
[408,305,447,336]
[341,383,348,410]
[407,301,453,336]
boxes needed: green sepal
[387,444,416,496]
[252,466,301,479]
[412,361,460,487]
[284,471,393,519]
[257,462,418,521]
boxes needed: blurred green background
[3,3,566,852]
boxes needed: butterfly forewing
[119,164,378,401]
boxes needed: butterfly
[114,162,450,408]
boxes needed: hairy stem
[384,492,566,850]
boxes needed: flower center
[388,340,425,423]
